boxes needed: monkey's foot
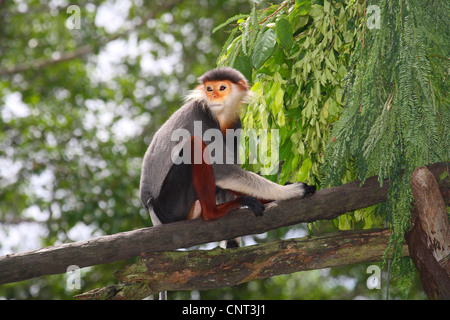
[303,184,316,197]
[240,196,265,217]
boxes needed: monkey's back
[139,100,220,210]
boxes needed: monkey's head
[186,68,252,129]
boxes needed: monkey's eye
[219,85,227,91]
[206,86,213,92]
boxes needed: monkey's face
[204,80,232,110]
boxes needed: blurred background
[0,0,425,299]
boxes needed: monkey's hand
[240,196,265,217]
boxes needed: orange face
[203,80,232,105]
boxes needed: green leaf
[217,28,238,65]
[276,110,285,126]
[252,29,277,69]
[323,0,330,13]
[308,5,324,19]
[268,81,280,100]
[297,158,312,181]
[279,139,292,161]
[274,87,284,113]
[343,30,353,43]
[276,19,293,50]
[233,55,253,82]
[259,105,269,129]
[328,99,339,117]
[338,214,352,230]
[295,0,312,15]
[212,14,249,33]
[249,5,259,49]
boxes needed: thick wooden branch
[0,174,386,285]
[406,166,450,299]
[0,163,447,285]
[75,228,405,300]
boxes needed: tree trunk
[406,166,450,299]
[75,228,404,300]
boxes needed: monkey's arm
[212,164,315,201]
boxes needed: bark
[0,172,385,285]
[0,162,447,286]
[406,166,450,299]
[75,228,404,300]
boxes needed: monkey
[139,67,315,300]
[140,67,316,230]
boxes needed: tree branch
[0,162,447,285]
[0,45,92,76]
[75,228,405,300]
[406,166,450,299]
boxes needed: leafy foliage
[217,0,364,189]
[0,0,436,299]
[215,0,447,296]
[322,0,449,281]
[0,0,251,299]
[216,0,379,234]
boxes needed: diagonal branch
[0,46,92,76]
[0,162,447,286]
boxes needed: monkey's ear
[238,79,249,89]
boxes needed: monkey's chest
[216,114,238,135]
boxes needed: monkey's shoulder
[155,100,219,136]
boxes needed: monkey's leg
[213,163,316,201]
[189,136,264,221]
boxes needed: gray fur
[140,99,309,212]
[139,99,219,208]
[140,67,314,224]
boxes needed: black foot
[240,196,265,217]
[226,239,240,248]
[304,184,316,197]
